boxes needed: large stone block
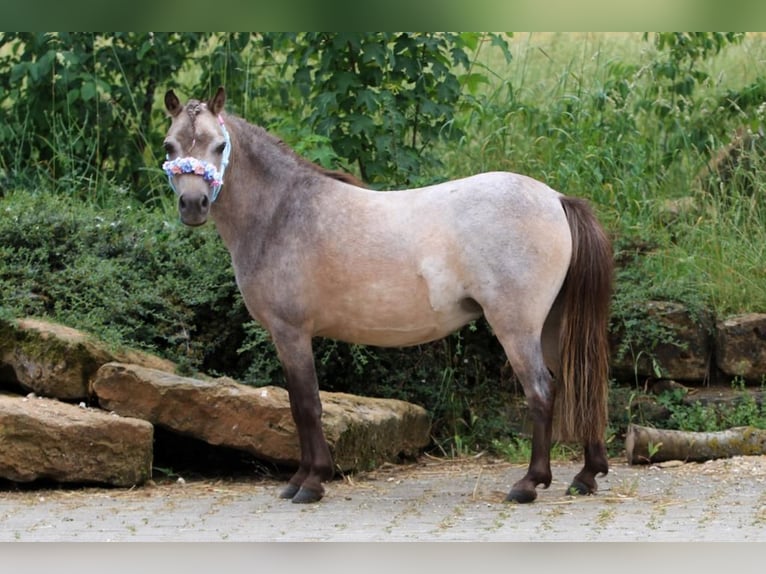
[610,301,714,383]
[716,313,766,380]
[0,317,176,400]
[0,393,153,486]
[92,363,431,472]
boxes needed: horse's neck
[210,120,316,258]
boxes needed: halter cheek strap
[162,114,232,203]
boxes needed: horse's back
[324,171,568,240]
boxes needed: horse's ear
[209,86,226,115]
[164,90,182,117]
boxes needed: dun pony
[161,87,613,504]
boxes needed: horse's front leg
[271,327,334,504]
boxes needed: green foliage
[657,379,766,432]
[645,32,745,114]
[0,190,250,375]
[608,234,712,377]
[489,437,532,463]
[490,437,578,464]
[640,32,746,165]
[264,32,510,186]
[0,32,511,196]
[0,33,204,201]
[236,320,283,385]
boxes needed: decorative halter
[162,114,232,203]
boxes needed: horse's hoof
[291,486,324,504]
[566,480,595,496]
[505,489,537,504]
[279,483,300,500]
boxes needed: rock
[716,313,766,380]
[0,392,153,486]
[0,317,177,400]
[610,301,714,383]
[92,363,431,472]
[681,385,764,411]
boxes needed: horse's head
[162,86,231,226]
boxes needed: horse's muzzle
[178,191,210,226]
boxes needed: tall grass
[438,32,766,318]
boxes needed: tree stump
[625,423,766,464]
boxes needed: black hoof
[566,480,594,496]
[279,483,300,500]
[505,489,537,504]
[291,486,324,504]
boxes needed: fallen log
[625,423,766,465]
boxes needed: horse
[161,86,613,505]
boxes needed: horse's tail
[555,196,613,444]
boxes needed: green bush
[0,33,205,201]
[0,190,251,375]
[657,380,766,432]
[0,32,511,197]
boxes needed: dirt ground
[2,453,766,542]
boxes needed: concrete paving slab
[1,455,765,542]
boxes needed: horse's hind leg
[269,324,334,503]
[490,322,556,503]
[508,356,556,502]
[569,441,609,495]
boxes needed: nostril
[201,195,209,209]
[178,196,187,210]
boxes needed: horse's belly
[313,298,481,348]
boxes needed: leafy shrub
[263,32,511,186]
[0,32,512,198]
[657,380,766,432]
[0,33,204,200]
[0,190,250,375]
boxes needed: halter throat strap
[162,114,232,203]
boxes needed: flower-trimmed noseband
[162,114,231,203]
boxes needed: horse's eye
[215,142,226,155]
[163,141,175,155]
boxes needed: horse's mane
[184,99,208,133]
[270,129,367,188]
[312,164,366,187]
[185,101,366,189]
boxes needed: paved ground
[2,454,766,542]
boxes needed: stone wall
[610,304,766,386]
